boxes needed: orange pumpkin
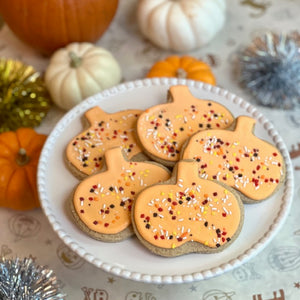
[0,0,119,54]
[0,128,47,210]
[146,56,216,85]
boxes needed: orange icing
[137,85,234,164]
[73,147,170,235]
[182,116,285,201]
[66,107,143,176]
[133,161,241,249]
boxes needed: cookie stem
[235,116,256,134]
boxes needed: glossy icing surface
[134,161,242,249]
[137,85,234,163]
[182,116,285,201]
[66,107,142,176]
[73,148,170,235]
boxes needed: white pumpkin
[137,0,226,52]
[45,42,122,111]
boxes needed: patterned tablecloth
[1,1,300,299]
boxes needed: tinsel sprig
[0,257,66,300]
[237,31,300,109]
[0,58,51,133]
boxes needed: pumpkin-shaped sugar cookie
[66,106,145,178]
[136,85,234,166]
[132,161,243,257]
[71,147,170,242]
[181,116,286,203]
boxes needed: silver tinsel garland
[0,257,66,300]
[238,31,300,109]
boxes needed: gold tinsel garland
[0,58,51,133]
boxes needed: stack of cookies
[65,85,285,257]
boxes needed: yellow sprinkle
[224,190,228,194]
[177,211,181,215]
[233,153,237,157]
[213,152,217,156]
[212,212,216,216]
[168,193,173,198]
[172,243,176,249]
[214,199,218,202]
[149,115,155,120]
[101,194,105,197]
[205,241,209,246]
[124,176,128,181]
[203,211,207,215]
[226,174,229,178]
[119,120,123,124]
[176,115,183,119]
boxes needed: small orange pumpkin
[0,128,47,210]
[146,56,216,85]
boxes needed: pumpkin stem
[176,68,188,79]
[69,51,82,68]
[16,148,30,166]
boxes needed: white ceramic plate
[37,78,294,284]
